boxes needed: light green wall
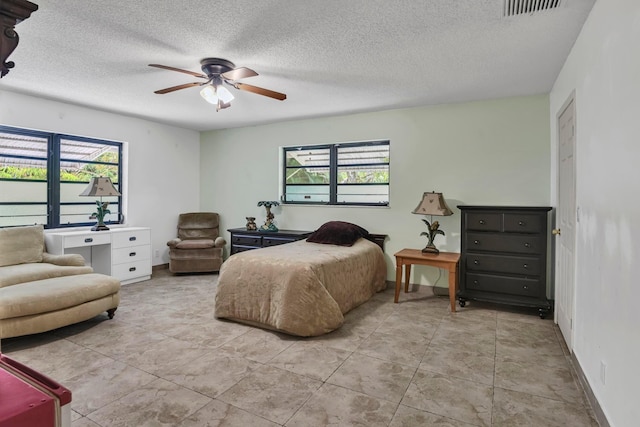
[201,94,550,285]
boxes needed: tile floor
[1,270,599,426]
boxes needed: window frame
[282,140,389,207]
[0,125,123,229]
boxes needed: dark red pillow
[306,221,369,246]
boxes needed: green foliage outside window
[0,152,118,182]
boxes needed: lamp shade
[412,192,453,216]
[216,85,235,103]
[79,177,121,197]
[200,85,218,105]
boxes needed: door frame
[554,90,577,350]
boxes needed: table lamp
[412,191,453,253]
[79,177,121,231]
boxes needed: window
[283,140,389,206]
[0,125,123,228]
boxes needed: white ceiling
[0,0,595,132]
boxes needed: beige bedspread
[214,238,387,336]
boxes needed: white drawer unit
[110,228,152,284]
[45,227,152,285]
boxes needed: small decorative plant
[257,200,280,232]
[420,218,444,253]
[89,201,112,230]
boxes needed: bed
[214,222,387,336]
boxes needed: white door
[555,96,577,349]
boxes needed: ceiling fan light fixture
[152,58,286,105]
[200,85,218,104]
[217,85,235,103]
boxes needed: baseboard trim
[570,352,610,427]
[152,263,169,271]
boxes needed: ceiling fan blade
[154,82,202,94]
[234,82,287,101]
[222,67,258,81]
[149,64,207,79]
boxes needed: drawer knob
[474,260,479,265]
[129,267,136,272]
[523,285,529,290]
[479,220,485,225]
[523,264,528,269]
[473,240,480,245]
[518,221,525,226]
[129,236,137,241]
[129,252,136,257]
[524,242,531,248]
[85,238,93,243]
[473,280,479,285]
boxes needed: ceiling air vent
[504,0,561,17]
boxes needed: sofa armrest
[167,238,182,248]
[214,236,226,248]
[42,252,86,267]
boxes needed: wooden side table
[394,249,460,312]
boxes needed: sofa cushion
[0,273,120,320]
[0,225,44,267]
[175,239,214,249]
[41,252,87,267]
[0,263,94,289]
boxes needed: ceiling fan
[149,58,286,111]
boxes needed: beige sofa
[0,225,121,339]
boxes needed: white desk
[45,227,151,285]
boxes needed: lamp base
[91,224,110,231]
[421,245,440,254]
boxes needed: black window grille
[283,140,389,206]
[0,125,123,228]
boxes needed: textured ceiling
[0,0,595,131]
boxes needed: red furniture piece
[0,353,71,427]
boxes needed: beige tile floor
[2,270,599,426]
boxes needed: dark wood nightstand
[228,228,313,255]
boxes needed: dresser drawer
[465,213,501,231]
[232,234,262,247]
[112,229,150,249]
[112,245,151,265]
[466,232,543,255]
[231,245,255,255]
[263,236,297,247]
[466,273,542,297]
[112,260,151,281]
[503,214,544,233]
[63,233,111,248]
[466,253,541,276]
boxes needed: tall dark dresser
[457,206,552,318]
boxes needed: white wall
[549,1,640,425]
[0,90,201,265]
[201,94,550,285]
